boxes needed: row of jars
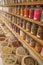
[7,18,43,58]
[1,0,43,5]
[9,6,43,22]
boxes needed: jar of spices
[34,6,42,21]
[31,24,38,35]
[40,47,43,57]
[18,0,21,3]
[23,20,26,29]
[20,19,23,36]
[29,6,34,19]
[14,7,17,14]
[41,10,43,22]
[14,17,17,23]
[30,38,36,47]
[17,18,20,25]
[37,26,43,40]
[17,6,20,15]
[22,32,26,40]
[15,0,18,3]
[26,22,31,32]
[20,6,24,16]
[24,6,29,18]
[26,35,30,43]
[35,43,42,53]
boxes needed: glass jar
[24,6,29,18]
[31,24,38,35]
[37,26,43,40]
[23,20,26,29]
[29,6,34,19]
[20,6,24,16]
[41,10,43,22]
[17,18,20,25]
[26,35,30,43]
[26,22,31,32]
[15,0,18,3]
[17,6,20,15]
[22,32,26,40]
[35,43,42,53]
[30,38,36,47]
[20,19,23,37]
[40,47,43,57]
[18,0,21,3]
[34,6,42,21]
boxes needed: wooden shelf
[2,15,43,46]
[0,1,43,7]
[0,10,43,27]
[0,17,43,63]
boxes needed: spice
[37,26,43,40]
[22,32,26,40]
[26,22,31,32]
[29,6,34,19]
[24,6,29,18]
[31,24,38,35]
[30,38,36,47]
[34,6,42,21]
[17,18,20,25]
[35,43,42,53]
[17,6,20,15]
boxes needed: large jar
[30,38,36,47]
[26,22,31,32]
[31,24,38,35]
[41,10,43,22]
[35,43,42,53]
[40,47,43,57]
[34,6,42,21]
[20,6,24,16]
[29,6,34,19]
[37,26,43,40]
[24,6,29,18]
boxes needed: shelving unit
[0,1,43,7]
[0,17,43,65]
[0,1,43,65]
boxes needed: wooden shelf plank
[2,15,43,46]
[0,1,43,7]
[0,17,43,63]
[0,11,43,27]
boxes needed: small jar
[40,47,43,57]
[29,6,34,19]
[37,26,43,40]
[24,6,29,18]
[31,24,38,35]
[20,6,24,16]
[15,0,18,3]
[41,10,43,22]
[34,6,42,21]
[26,22,31,32]
[30,38,36,47]
[35,43,42,53]
[17,28,20,35]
